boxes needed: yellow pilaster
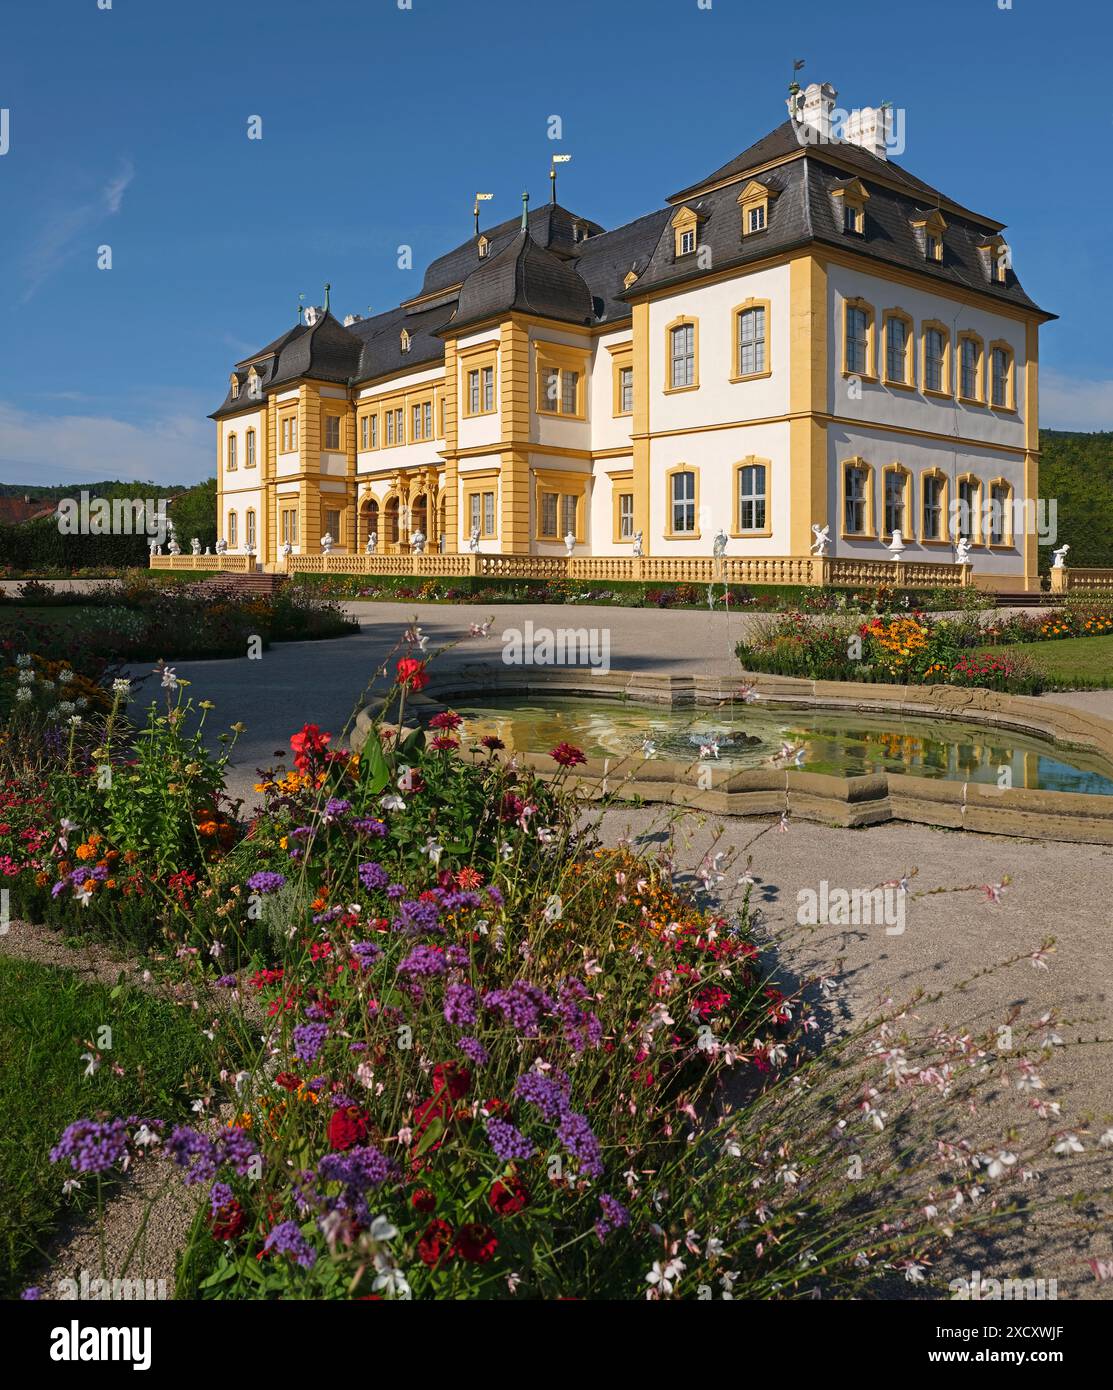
[788,254,829,558]
[441,338,459,551]
[499,318,531,551]
[631,299,651,554]
[1023,318,1040,593]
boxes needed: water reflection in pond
[454,697,1113,797]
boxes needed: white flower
[15,688,32,703]
[17,669,34,685]
[380,792,405,812]
[15,653,32,668]
[903,1262,927,1284]
[112,678,131,696]
[368,1215,398,1243]
[422,839,444,866]
[985,1150,1017,1179]
[133,1124,160,1148]
[57,669,74,685]
[1098,1127,1113,1148]
[69,715,83,728]
[1053,1133,1084,1156]
[645,1258,685,1297]
[57,701,76,717]
[80,1052,100,1078]
[371,1252,411,1299]
[160,666,179,690]
[62,1178,82,1195]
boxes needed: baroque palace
[210,82,1052,591]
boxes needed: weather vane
[550,152,571,205]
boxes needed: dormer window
[911,209,947,263]
[229,374,240,400]
[736,179,777,238]
[477,235,490,259]
[247,367,262,400]
[623,268,639,290]
[977,235,1011,285]
[671,205,701,259]
[400,329,412,354]
[831,178,869,237]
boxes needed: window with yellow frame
[881,310,914,388]
[535,343,588,419]
[609,473,635,543]
[732,457,770,537]
[881,464,912,539]
[955,474,983,544]
[664,316,699,393]
[664,465,700,539]
[921,321,952,397]
[608,343,633,417]
[841,458,875,538]
[732,300,770,382]
[957,332,985,404]
[322,409,344,452]
[279,410,298,454]
[987,479,1014,546]
[460,344,498,418]
[988,341,1016,411]
[843,298,876,378]
[919,470,949,544]
[535,470,587,541]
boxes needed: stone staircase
[192,571,289,600]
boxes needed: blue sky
[0,0,1109,486]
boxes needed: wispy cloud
[16,158,135,304]
[1041,369,1113,433]
[0,399,211,487]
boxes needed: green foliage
[1039,430,1113,567]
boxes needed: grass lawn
[0,956,216,1298]
[0,604,104,628]
[976,634,1113,688]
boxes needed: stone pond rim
[350,669,1113,845]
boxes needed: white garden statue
[713,529,728,559]
[468,526,480,554]
[190,537,202,556]
[955,536,972,565]
[886,529,906,556]
[366,531,378,555]
[321,532,334,554]
[564,531,576,557]
[810,524,831,557]
[168,537,181,556]
[281,540,293,559]
[411,529,426,554]
[1051,544,1070,569]
[632,530,644,557]
[215,538,228,555]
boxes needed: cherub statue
[410,529,426,554]
[955,536,972,565]
[632,530,643,558]
[215,537,228,555]
[167,537,181,556]
[321,532,334,554]
[366,531,378,555]
[810,524,830,557]
[468,526,480,554]
[713,529,728,558]
[1051,544,1070,569]
[281,540,293,559]
[190,537,201,556]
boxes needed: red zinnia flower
[549,742,587,769]
[411,1188,437,1213]
[274,1071,301,1092]
[454,1223,498,1263]
[488,1175,530,1216]
[209,1199,246,1241]
[432,1061,472,1100]
[480,735,505,752]
[418,1219,455,1267]
[428,711,463,730]
[328,1104,371,1151]
[430,735,459,753]
[396,658,428,692]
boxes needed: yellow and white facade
[212,83,1053,591]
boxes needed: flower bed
[6,642,1110,1300]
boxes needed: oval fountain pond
[455,696,1113,797]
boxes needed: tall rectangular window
[679,228,695,255]
[618,492,634,539]
[960,339,980,400]
[884,471,906,536]
[386,411,395,445]
[246,510,256,549]
[360,416,369,450]
[246,430,256,467]
[470,493,481,536]
[885,318,908,383]
[324,415,341,450]
[991,348,1011,407]
[483,491,495,537]
[560,494,578,537]
[737,306,766,377]
[957,479,978,539]
[227,435,237,469]
[561,370,578,415]
[394,409,404,442]
[412,404,422,440]
[227,511,237,546]
[281,508,299,545]
[737,463,766,532]
[989,483,1009,544]
[482,366,495,412]
[540,491,558,537]
[844,465,868,534]
[468,370,480,414]
[748,204,766,233]
[670,470,696,533]
[846,307,869,375]
[669,324,695,389]
[925,329,946,392]
[619,366,633,414]
[324,508,341,541]
[923,476,943,540]
[423,401,433,438]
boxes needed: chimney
[788,81,837,143]
[843,104,893,161]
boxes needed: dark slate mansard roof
[211,120,1050,417]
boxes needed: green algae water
[456,696,1113,797]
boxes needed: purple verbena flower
[397,944,447,977]
[485,1116,536,1164]
[247,871,287,895]
[292,1022,329,1064]
[50,1118,130,1175]
[458,1036,489,1067]
[557,1111,603,1178]
[264,1220,317,1268]
[444,982,478,1027]
[357,861,389,891]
